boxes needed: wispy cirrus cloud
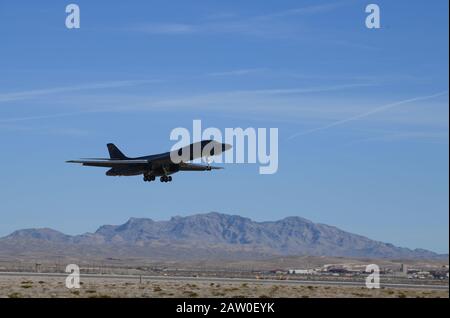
[251,1,351,20]
[130,23,197,35]
[206,68,266,77]
[1,79,447,144]
[0,80,159,104]
[0,111,96,124]
[128,1,353,37]
[0,122,90,136]
[0,82,373,123]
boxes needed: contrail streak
[288,91,449,140]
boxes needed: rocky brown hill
[0,212,446,260]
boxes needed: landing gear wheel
[160,175,171,182]
[144,174,155,182]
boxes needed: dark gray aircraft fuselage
[67,140,231,183]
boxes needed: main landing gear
[160,175,172,183]
[143,175,155,182]
[143,174,172,183]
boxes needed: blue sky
[0,0,448,253]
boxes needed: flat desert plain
[0,276,448,298]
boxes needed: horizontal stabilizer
[66,159,148,167]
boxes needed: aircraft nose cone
[222,143,232,151]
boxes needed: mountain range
[0,212,446,261]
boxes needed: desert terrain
[1,275,448,298]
